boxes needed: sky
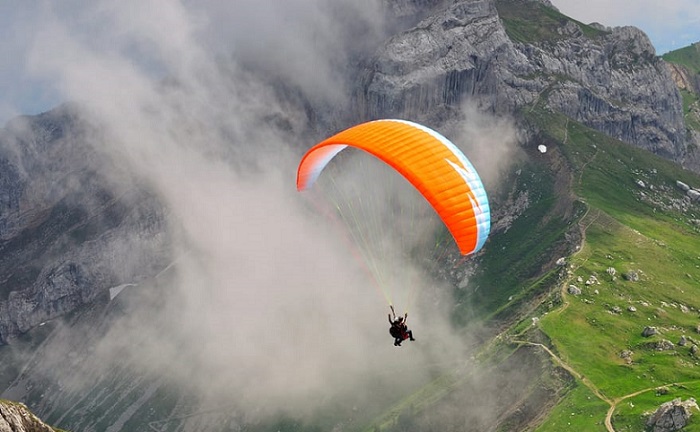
[0,1,699,126]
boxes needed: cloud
[451,103,522,193]
[13,0,480,424]
[193,0,388,105]
[0,3,61,124]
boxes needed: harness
[389,323,408,340]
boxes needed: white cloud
[12,0,476,421]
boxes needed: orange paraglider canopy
[296,119,490,255]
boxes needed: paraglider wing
[296,119,490,255]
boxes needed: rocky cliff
[663,42,700,171]
[361,0,688,163]
[0,106,170,344]
[0,400,56,432]
[667,62,700,94]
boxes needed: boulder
[585,275,599,285]
[568,285,581,295]
[643,326,658,337]
[647,340,675,351]
[656,386,670,396]
[677,180,690,192]
[646,398,698,432]
[624,270,640,282]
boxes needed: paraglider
[297,119,490,256]
[296,119,490,346]
[388,305,415,346]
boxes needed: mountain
[0,106,171,344]
[2,0,700,431]
[359,0,697,169]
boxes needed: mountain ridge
[1,0,700,430]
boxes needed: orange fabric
[297,120,487,255]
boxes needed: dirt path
[513,340,613,406]
[603,380,700,431]
[512,116,699,432]
[521,135,622,429]
[519,125,626,427]
[514,340,654,432]
[555,118,601,316]
[517,132,632,431]
[517,320,700,432]
[603,389,650,432]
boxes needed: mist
[450,103,522,192]
[6,0,524,427]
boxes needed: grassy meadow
[529,110,700,430]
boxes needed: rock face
[359,0,688,165]
[360,0,527,124]
[667,60,700,94]
[0,106,170,344]
[0,400,56,432]
[646,398,699,432]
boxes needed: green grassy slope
[495,0,607,44]
[374,99,700,431]
[524,109,700,431]
[453,155,578,325]
[663,43,700,75]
